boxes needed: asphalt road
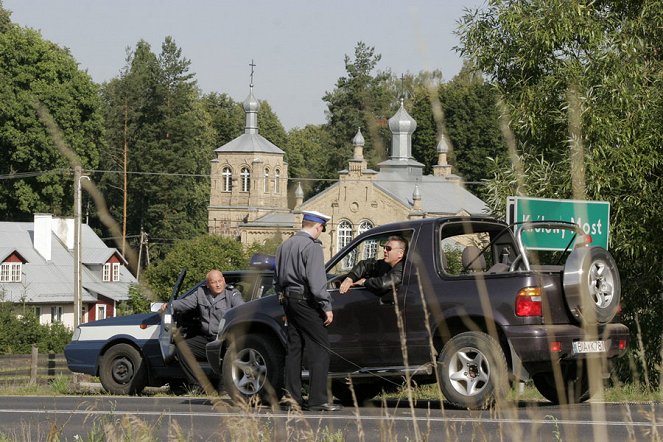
[0,395,660,441]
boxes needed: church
[208,82,487,260]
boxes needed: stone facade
[208,89,487,261]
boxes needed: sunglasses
[384,246,401,252]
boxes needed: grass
[0,375,660,404]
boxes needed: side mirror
[150,302,165,312]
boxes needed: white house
[0,214,136,328]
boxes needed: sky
[4,0,486,130]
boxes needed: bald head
[206,269,226,296]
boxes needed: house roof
[0,220,135,304]
[242,211,297,228]
[374,171,487,215]
[214,133,285,155]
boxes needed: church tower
[208,63,289,238]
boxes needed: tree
[459,0,663,385]
[323,42,396,176]
[285,124,335,196]
[99,37,215,263]
[0,7,104,220]
[201,92,244,148]
[257,100,288,148]
[409,64,505,199]
[142,234,246,301]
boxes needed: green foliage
[410,63,505,199]
[285,124,335,196]
[201,92,244,147]
[460,0,663,385]
[98,37,215,262]
[323,42,396,176]
[0,299,71,354]
[143,234,246,301]
[0,15,104,220]
[116,284,151,315]
[257,100,288,147]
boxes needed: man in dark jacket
[163,269,244,386]
[339,235,407,297]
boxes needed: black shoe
[305,403,343,412]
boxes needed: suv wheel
[563,247,621,324]
[99,343,147,395]
[438,332,509,410]
[222,334,284,405]
[532,362,591,405]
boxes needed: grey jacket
[274,230,331,312]
[171,285,244,338]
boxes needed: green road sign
[506,197,610,250]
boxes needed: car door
[159,268,187,363]
[325,231,412,372]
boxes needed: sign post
[507,197,610,250]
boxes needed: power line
[2,168,487,185]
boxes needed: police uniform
[274,210,333,409]
[171,284,244,383]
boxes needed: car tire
[99,343,147,395]
[437,332,509,410]
[222,334,284,405]
[563,246,621,325]
[331,380,385,406]
[532,363,591,405]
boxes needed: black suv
[206,217,629,409]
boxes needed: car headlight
[71,327,81,341]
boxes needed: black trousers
[283,298,330,407]
[175,334,210,385]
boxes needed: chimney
[52,217,75,250]
[33,213,52,261]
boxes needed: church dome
[243,87,260,112]
[388,99,417,134]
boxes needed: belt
[285,287,309,301]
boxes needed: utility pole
[73,166,90,329]
[136,227,144,280]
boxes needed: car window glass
[257,275,276,299]
[439,222,518,276]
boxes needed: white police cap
[302,210,331,225]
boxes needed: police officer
[274,210,342,412]
[162,269,244,386]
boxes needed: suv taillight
[515,287,542,317]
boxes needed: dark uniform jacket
[274,230,331,312]
[345,259,404,296]
[171,285,244,338]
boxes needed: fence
[0,345,71,385]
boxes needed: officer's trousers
[283,298,330,407]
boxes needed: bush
[0,300,72,354]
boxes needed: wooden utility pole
[122,103,128,257]
[74,167,90,329]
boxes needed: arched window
[240,167,251,192]
[264,168,270,193]
[274,169,281,193]
[222,167,232,192]
[337,220,354,268]
[358,221,377,259]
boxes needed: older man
[339,235,408,297]
[163,269,244,385]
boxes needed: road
[0,395,660,441]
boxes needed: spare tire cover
[563,246,621,325]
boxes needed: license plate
[572,340,607,354]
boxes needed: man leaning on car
[161,269,244,386]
